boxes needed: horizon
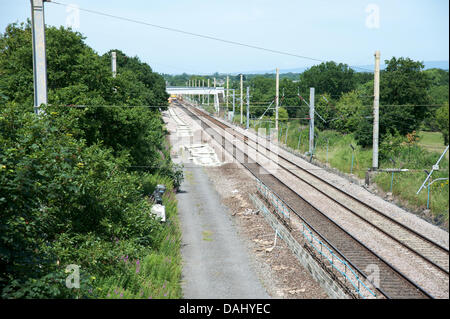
[162,60,450,76]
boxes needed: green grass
[95,177,183,299]
[202,230,213,242]
[251,120,449,227]
[374,170,449,222]
[418,131,447,156]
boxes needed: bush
[436,102,449,145]
[0,21,182,299]
[0,103,164,298]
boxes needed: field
[418,131,448,157]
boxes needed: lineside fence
[255,177,379,299]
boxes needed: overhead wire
[48,0,374,72]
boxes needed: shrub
[0,103,163,298]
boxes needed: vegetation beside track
[252,120,449,228]
[0,22,183,298]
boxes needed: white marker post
[372,50,380,170]
[309,88,315,155]
[30,0,48,114]
[111,51,117,78]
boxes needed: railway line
[173,101,449,299]
[202,109,450,276]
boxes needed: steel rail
[192,105,449,275]
[176,102,433,299]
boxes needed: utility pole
[213,78,217,114]
[275,68,279,131]
[240,74,243,124]
[111,51,117,78]
[246,86,250,129]
[198,79,201,105]
[232,89,236,117]
[372,50,381,170]
[194,79,197,105]
[226,75,229,111]
[30,0,48,114]
[202,79,205,105]
[207,78,210,105]
[309,88,315,155]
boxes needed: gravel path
[177,160,270,299]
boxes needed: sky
[0,0,448,74]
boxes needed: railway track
[175,101,441,299]
[184,104,449,274]
[201,109,450,276]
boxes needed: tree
[299,61,356,98]
[279,78,302,119]
[0,22,171,172]
[422,69,449,131]
[354,57,433,147]
[379,57,432,137]
[436,102,449,145]
[354,72,373,87]
[332,91,365,133]
[313,93,337,131]
[424,68,449,87]
[0,21,182,298]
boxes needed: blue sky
[0,0,448,74]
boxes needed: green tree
[354,57,433,147]
[379,57,432,136]
[279,78,303,119]
[422,68,449,131]
[436,102,449,145]
[0,22,171,173]
[249,77,275,117]
[332,91,365,133]
[313,93,337,130]
[0,21,182,299]
[299,61,356,98]
[0,103,162,297]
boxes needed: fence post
[350,144,355,175]
[285,126,289,145]
[390,171,395,193]
[326,138,329,163]
[246,86,250,129]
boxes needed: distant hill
[355,60,449,72]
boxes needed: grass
[94,176,183,299]
[418,131,448,156]
[251,120,449,227]
[202,230,213,242]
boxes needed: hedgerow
[0,22,183,298]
